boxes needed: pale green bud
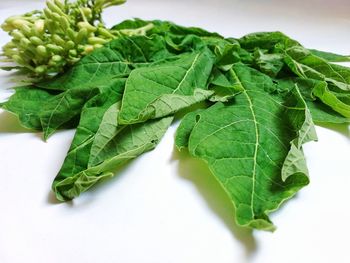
[35,65,48,74]
[69,49,77,57]
[11,31,26,40]
[34,20,45,34]
[59,16,70,31]
[53,0,65,10]
[21,50,35,62]
[30,26,40,37]
[78,22,96,32]
[52,12,62,22]
[47,1,65,16]
[67,28,77,41]
[46,43,64,53]
[10,18,32,29]
[1,22,13,32]
[88,37,108,45]
[19,39,37,55]
[20,38,31,48]
[81,7,92,20]
[45,19,56,33]
[12,54,26,65]
[19,24,32,37]
[48,59,56,66]
[77,44,85,52]
[76,28,88,43]
[52,34,65,46]
[52,55,62,62]
[53,21,64,34]
[98,27,116,39]
[65,41,75,49]
[84,45,94,54]
[70,57,80,63]
[3,42,16,50]
[30,36,43,46]
[94,44,103,49]
[36,45,48,56]
[0,16,25,31]
[43,8,53,20]
[95,0,126,9]
[3,49,17,57]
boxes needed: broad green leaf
[208,68,243,102]
[308,49,350,62]
[54,79,125,186]
[112,18,152,31]
[39,87,100,140]
[175,109,204,150]
[89,103,173,166]
[253,49,284,77]
[112,18,222,38]
[88,102,122,166]
[0,86,55,130]
[130,88,214,122]
[307,101,350,124]
[285,46,350,91]
[212,41,241,71]
[37,35,173,91]
[239,31,300,51]
[277,78,350,118]
[276,77,350,123]
[118,50,215,124]
[53,115,173,201]
[281,91,318,181]
[311,82,350,118]
[176,64,316,230]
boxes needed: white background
[0,1,349,262]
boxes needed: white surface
[0,1,349,263]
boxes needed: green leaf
[53,114,173,201]
[307,101,350,124]
[39,87,100,140]
[208,68,244,102]
[311,81,350,118]
[175,109,204,150]
[37,35,173,91]
[0,86,55,130]
[285,46,350,91]
[118,50,215,124]
[176,64,316,230]
[88,102,123,166]
[277,77,350,118]
[113,19,222,38]
[212,41,241,71]
[111,18,152,31]
[308,49,350,62]
[239,31,300,51]
[53,79,126,189]
[284,78,350,123]
[88,103,173,166]
[253,49,284,77]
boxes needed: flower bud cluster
[1,0,126,78]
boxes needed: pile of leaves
[1,18,349,231]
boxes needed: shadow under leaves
[316,123,350,138]
[0,111,32,133]
[172,147,257,258]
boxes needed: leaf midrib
[230,68,259,217]
[90,123,129,165]
[172,53,201,94]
